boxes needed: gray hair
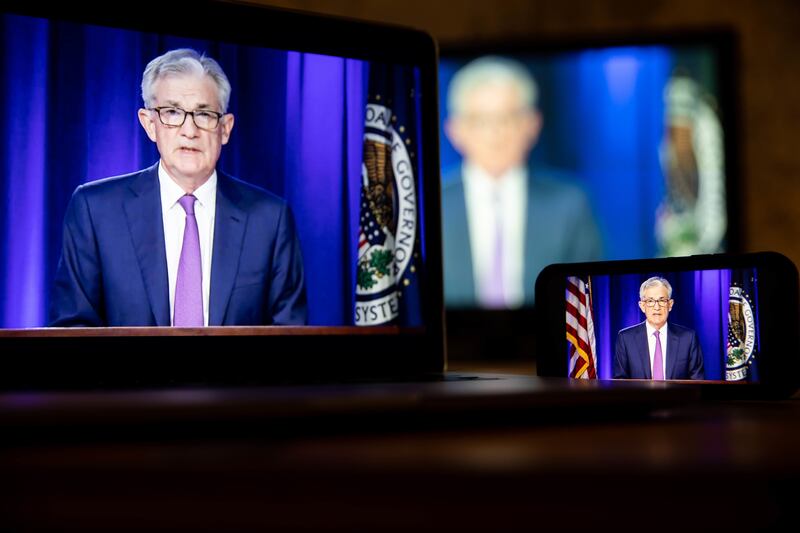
[141,48,232,113]
[447,55,539,117]
[639,276,673,300]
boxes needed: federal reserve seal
[355,102,417,326]
[727,284,757,380]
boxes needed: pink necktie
[653,330,664,380]
[484,194,505,308]
[173,195,203,327]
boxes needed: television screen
[439,33,739,313]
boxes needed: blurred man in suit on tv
[50,48,306,327]
[442,56,601,309]
[614,276,704,380]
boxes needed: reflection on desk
[0,378,798,530]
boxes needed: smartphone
[534,252,800,398]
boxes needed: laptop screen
[0,3,445,385]
[0,4,441,328]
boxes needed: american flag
[566,276,597,379]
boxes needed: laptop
[0,2,696,427]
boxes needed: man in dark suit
[614,276,704,380]
[441,56,601,308]
[49,49,306,327]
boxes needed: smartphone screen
[535,253,799,396]
[565,268,758,382]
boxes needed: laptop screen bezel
[0,0,446,387]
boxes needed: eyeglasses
[462,109,528,130]
[641,298,671,308]
[150,107,224,130]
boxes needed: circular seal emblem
[355,102,417,326]
[726,285,756,380]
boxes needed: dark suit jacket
[441,169,602,307]
[49,163,306,326]
[614,321,704,380]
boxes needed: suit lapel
[209,173,246,325]
[666,324,679,379]
[446,179,476,303]
[455,180,476,303]
[636,323,652,379]
[123,164,170,326]
[522,180,537,301]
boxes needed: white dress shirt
[158,162,216,326]
[462,163,527,308]
[645,321,669,379]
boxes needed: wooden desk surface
[1,365,798,530]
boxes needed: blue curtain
[283,52,366,325]
[0,13,369,326]
[589,269,731,379]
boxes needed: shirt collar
[463,163,526,197]
[158,161,217,212]
[645,321,668,336]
